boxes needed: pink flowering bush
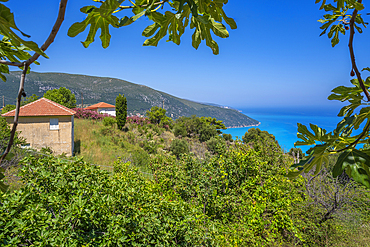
[73,108,111,120]
[127,116,150,126]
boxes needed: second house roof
[85,102,115,110]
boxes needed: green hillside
[0,71,259,127]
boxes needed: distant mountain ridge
[1,71,259,127]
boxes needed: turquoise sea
[222,107,341,153]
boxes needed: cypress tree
[116,94,127,130]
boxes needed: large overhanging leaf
[68,1,122,48]
[333,149,370,188]
[288,144,330,178]
[0,3,46,58]
[0,37,38,81]
[69,0,236,54]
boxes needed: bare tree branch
[0,0,68,164]
[0,60,23,67]
[26,0,68,65]
[332,120,370,153]
[0,63,28,164]
[348,0,370,101]
[303,166,367,224]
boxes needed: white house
[85,102,116,116]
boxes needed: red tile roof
[85,102,115,110]
[1,98,76,117]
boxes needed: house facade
[2,98,76,156]
[85,102,116,116]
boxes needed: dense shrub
[222,133,233,142]
[0,116,26,175]
[131,149,150,168]
[206,136,226,154]
[126,116,150,126]
[146,106,173,128]
[173,124,187,137]
[199,124,218,142]
[142,140,158,154]
[174,115,221,142]
[102,116,116,127]
[150,142,306,246]
[0,156,204,246]
[243,128,280,147]
[1,104,15,114]
[73,108,111,120]
[170,139,189,158]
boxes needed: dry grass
[333,223,370,247]
[74,119,119,171]
[74,119,175,171]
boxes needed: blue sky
[5,1,370,110]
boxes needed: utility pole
[2,95,4,108]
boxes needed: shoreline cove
[226,122,261,129]
[222,109,339,152]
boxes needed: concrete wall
[6,115,74,156]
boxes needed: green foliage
[20,93,38,106]
[170,138,189,157]
[146,106,173,128]
[43,87,76,108]
[0,155,203,245]
[1,104,15,114]
[205,136,225,154]
[150,143,305,245]
[0,116,24,153]
[316,0,366,47]
[131,148,150,168]
[173,124,187,137]
[288,147,305,161]
[3,118,368,245]
[102,116,116,127]
[115,93,127,130]
[0,2,46,82]
[199,123,218,142]
[0,116,25,192]
[288,1,370,189]
[174,115,223,142]
[201,116,226,134]
[243,128,280,146]
[68,0,236,54]
[222,133,233,142]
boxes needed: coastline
[226,122,261,129]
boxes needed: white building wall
[98,108,116,116]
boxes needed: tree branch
[331,119,370,153]
[26,0,68,65]
[348,0,370,101]
[0,60,23,67]
[0,63,29,164]
[0,0,68,164]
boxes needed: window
[50,118,59,130]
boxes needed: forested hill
[1,71,259,127]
